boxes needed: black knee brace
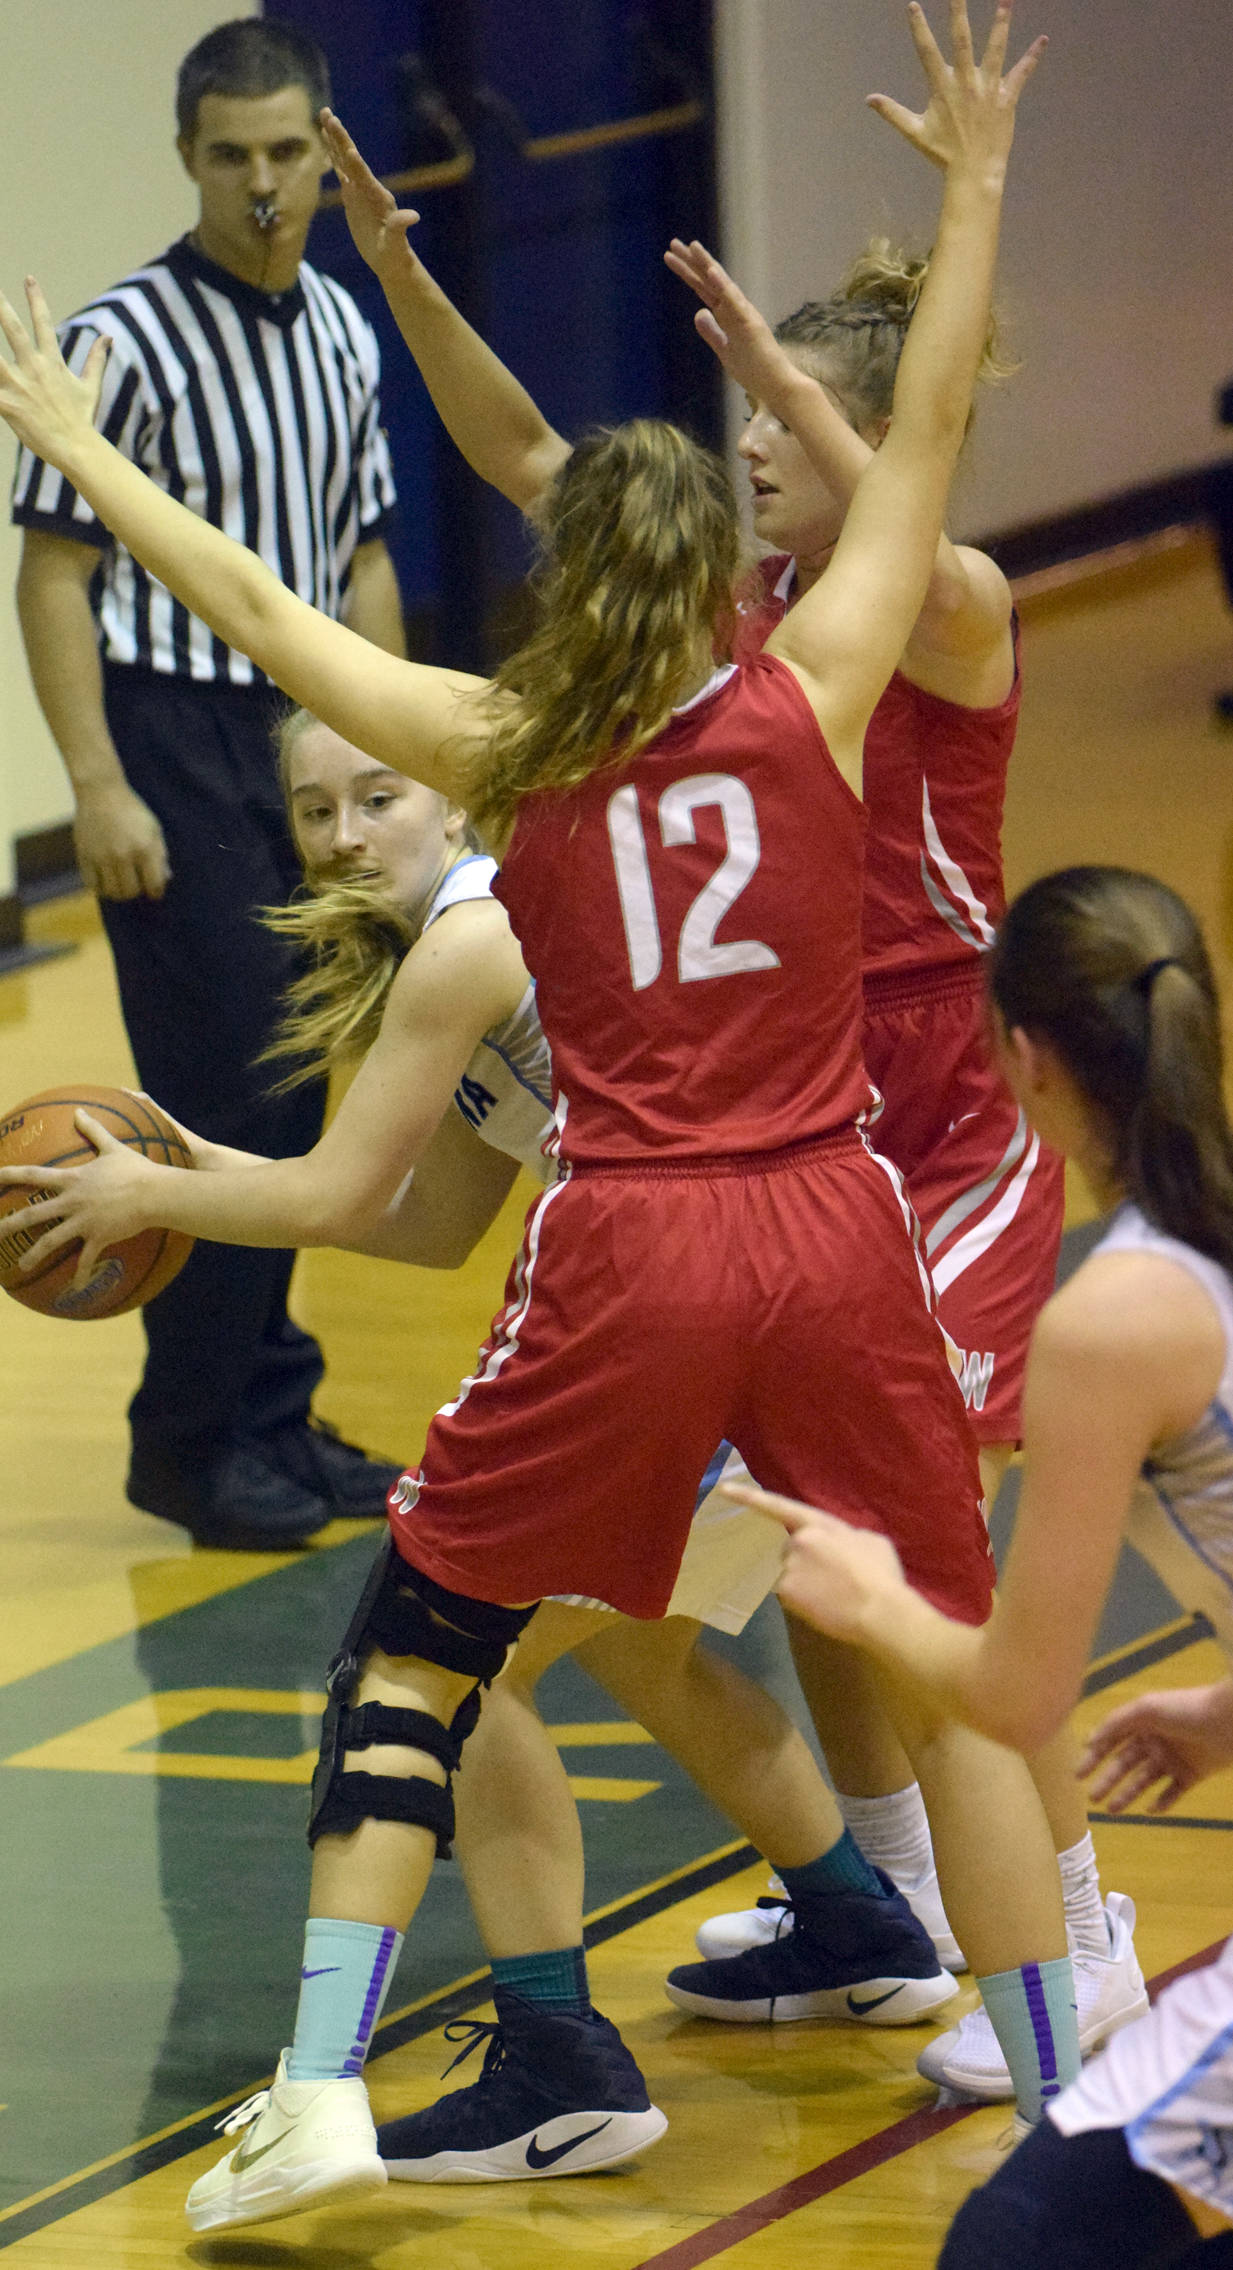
[308,1536,538,1858]
[939,2119,1203,2270]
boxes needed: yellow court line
[0,1836,752,2229]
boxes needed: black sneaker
[127,1442,333,1550]
[664,1872,959,2025]
[377,1989,667,2182]
[262,1417,403,1519]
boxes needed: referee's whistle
[252,200,278,231]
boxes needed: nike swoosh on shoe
[846,1985,907,2016]
[231,2124,300,2173]
[524,2118,613,2170]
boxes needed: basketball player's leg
[738,1142,1081,2130]
[185,1540,538,2232]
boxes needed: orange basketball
[0,1085,195,1319]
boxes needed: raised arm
[740,1,1040,781]
[666,238,1013,687]
[320,111,570,515]
[0,283,489,803]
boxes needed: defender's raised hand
[868,0,1046,177]
[0,279,107,470]
[664,240,810,424]
[319,109,424,283]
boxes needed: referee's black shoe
[128,1441,332,1550]
[261,1416,403,1519]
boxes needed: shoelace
[216,2088,271,2137]
[439,2017,507,2085]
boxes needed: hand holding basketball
[0,1085,194,1319]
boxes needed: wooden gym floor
[1,532,1231,2265]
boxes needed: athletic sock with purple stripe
[978,1956,1081,2124]
[284,1917,404,2081]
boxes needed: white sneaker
[696,1873,966,1974]
[695,1880,791,1962]
[917,1892,1149,2104]
[185,2053,387,2232]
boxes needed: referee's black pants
[99,667,326,1470]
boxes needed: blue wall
[282,0,720,662]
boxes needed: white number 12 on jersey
[606,772,781,991]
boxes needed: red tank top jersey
[734,554,1021,981]
[492,654,873,1164]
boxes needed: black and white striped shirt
[11,236,396,687]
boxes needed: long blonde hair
[260,877,420,1090]
[469,419,741,840]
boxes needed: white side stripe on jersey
[859,1132,937,1312]
[920,776,997,951]
[930,1128,1041,1296]
[434,1165,572,1422]
[925,1110,1031,1258]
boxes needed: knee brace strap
[308,1676,486,1859]
[310,1769,457,1856]
[335,1534,536,1685]
[366,1560,536,1682]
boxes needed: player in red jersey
[664,243,1142,2090]
[309,40,1130,2090]
[0,3,1068,2228]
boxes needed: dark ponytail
[990,866,1233,1274]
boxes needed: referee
[11,20,407,1547]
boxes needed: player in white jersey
[721,863,1233,2261]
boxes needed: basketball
[0,1085,194,1320]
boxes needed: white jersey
[422,857,555,1185]
[1050,1200,1233,2216]
[1098,1202,1233,1652]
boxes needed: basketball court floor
[1,534,1231,2265]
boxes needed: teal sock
[285,1918,404,2081]
[778,1830,890,1906]
[490,1945,590,2016]
[978,1957,1081,2124]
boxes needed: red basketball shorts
[862,964,1065,1445]
[389,1128,994,1624]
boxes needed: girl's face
[286,724,466,920]
[737,353,881,565]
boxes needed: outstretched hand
[868,0,1046,176]
[720,1478,909,1643]
[0,1108,165,1291]
[1080,1679,1233,1815]
[319,110,424,283]
[663,240,809,418]
[0,277,106,468]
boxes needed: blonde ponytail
[775,236,1014,432]
[469,421,740,841]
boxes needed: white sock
[837,1783,935,1893]
[1058,1832,1107,1958]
